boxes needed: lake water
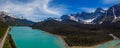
[97,39,120,48]
[9,26,66,48]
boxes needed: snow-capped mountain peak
[95,8,105,13]
[60,3,120,24]
[68,15,79,22]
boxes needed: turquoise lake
[97,40,120,48]
[9,26,66,48]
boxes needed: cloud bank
[0,0,66,21]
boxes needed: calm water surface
[10,26,66,48]
[97,40,120,48]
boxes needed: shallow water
[97,39,120,48]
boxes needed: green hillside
[0,22,8,39]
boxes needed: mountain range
[31,3,120,46]
[0,11,35,26]
[61,3,120,24]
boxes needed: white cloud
[103,0,120,4]
[103,8,108,10]
[79,8,96,12]
[0,0,66,21]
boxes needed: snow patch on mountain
[82,18,95,23]
[112,7,117,22]
[68,15,79,22]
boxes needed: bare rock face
[61,8,105,24]
[0,12,6,22]
[61,3,120,24]
[101,3,120,24]
[0,16,6,22]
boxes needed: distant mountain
[103,3,120,23]
[0,11,35,26]
[32,17,115,46]
[61,8,105,24]
[32,3,120,29]
[93,3,120,24]
[31,3,120,47]
[61,3,120,24]
[32,3,120,30]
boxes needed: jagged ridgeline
[32,3,120,46]
[0,11,35,26]
[61,3,120,24]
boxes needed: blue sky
[0,0,120,21]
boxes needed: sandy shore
[69,40,113,48]
[53,35,114,48]
[69,45,98,48]
[53,35,70,48]
[41,31,70,48]
[70,46,96,48]
[59,37,109,48]
[42,31,115,48]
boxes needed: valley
[1,2,120,48]
[32,3,120,47]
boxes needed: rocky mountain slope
[0,11,35,26]
[61,3,120,24]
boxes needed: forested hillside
[0,22,8,39]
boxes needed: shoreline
[8,26,17,47]
[41,31,70,48]
[0,26,11,48]
[11,26,70,48]
[69,40,114,48]
[32,28,115,48]
[43,31,115,48]
[9,34,17,48]
[3,26,17,48]
[54,35,69,48]
[43,32,116,48]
